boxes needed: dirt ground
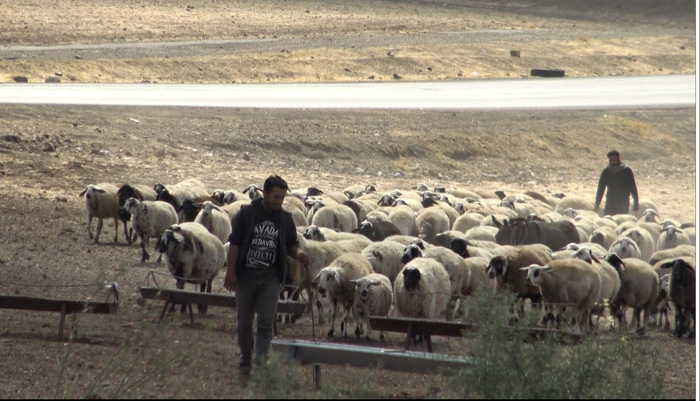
[0,0,696,398]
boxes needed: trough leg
[58,303,67,340]
[404,321,413,351]
[158,296,172,323]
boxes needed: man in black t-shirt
[595,150,640,216]
[224,175,308,377]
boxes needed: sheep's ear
[659,261,674,269]
[541,266,552,272]
[491,215,502,227]
[193,202,203,208]
[212,205,223,212]
[79,187,88,197]
[590,254,600,264]
[311,272,322,288]
[94,188,106,194]
[333,271,340,283]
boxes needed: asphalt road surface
[0,74,694,110]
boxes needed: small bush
[439,289,666,399]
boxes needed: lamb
[388,205,419,236]
[604,253,660,331]
[311,203,359,233]
[394,257,451,320]
[520,258,602,334]
[649,274,671,330]
[312,253,374,338]
[401,243,471,320]
[415,207,450,244]
[608,237,642,259]
[360,240,407,283]
[355,220,402,242]
[659,258,696,338]
[158,222,226,313]
[350,273,393,340]
[116,183,157,244]
[124,198,178,263]
[194,201,232,244]
[619,227,656,262]
[79,183,120,244]
[657,225,691,251]
[296,234,346,323]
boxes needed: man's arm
[224,244,240,292]
[594,170,607,211]
[629,169,640,210]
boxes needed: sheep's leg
[112,217,119,243]
[689,308,695,339]
[86,213,94,239]
[327,301,336,338]
[94,218,103,244]
[341,307,351,340]
[197,281,210,314]
[673,303,685,337]
[314,291,326,325]
[140,236,150,263]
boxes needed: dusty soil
[0,0,696,398]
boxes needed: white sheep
[415,207,450,244]
[117,183,157,244]
[312,253,374,338]
[158,222,226,314]
[453,212,484,233]
[221,199,251,220]
[388,205,418,236]
[297,233,346,324]
[360,240,407,283]
[311,203,358,233]
[351,273,393,340]
[520,258,602,334]
[619,227,656,262]
[194,201,232,245]
[155,178,210,216]
[555,196,595,214]
[648,244,696,267]
[463,225,498,243]
[394,257,451,321]
[124,198,178,263]
[657,225,691,251]
[571,247,621,331]
[588,226,618,250]
[79,183,120,244]
[604,253,660,331]
[401,243,471,321]
[608,237,642,259]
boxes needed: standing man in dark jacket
[595,150,640,216]
[224,175,308,377]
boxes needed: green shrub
[441,289,666,399]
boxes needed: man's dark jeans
[236,268,281,363]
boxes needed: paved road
[0,74,694,110]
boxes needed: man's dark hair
[263,175,289,192]
[607,150,620,158]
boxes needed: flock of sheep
[78,177,697,341]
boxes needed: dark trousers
[604,199,630,216]
[236,269,280,362]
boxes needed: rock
[12,76,28,83]
[243,152,251,161]
[367,75,375,80]
[392,73,402,79]
[45,76,61,83]
[43,143,55,152]
[510,50,521,57]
